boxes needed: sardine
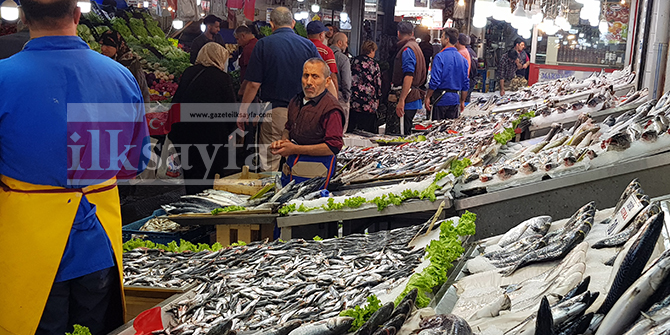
[288,317,354,335]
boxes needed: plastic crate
[122,209,213,245]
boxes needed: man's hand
[237,105,248,131]
[270,139,296,157]
[425,96,431,112]
[460,102,465,112]
[396,99,405,117]
[500,88,505,96]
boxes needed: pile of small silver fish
[484,202,595,276]
[335,114,514,184]
[123,225,426,334]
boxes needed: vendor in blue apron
[271,57,345,188]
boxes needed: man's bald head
[331,32,347,45]
[20,0,79,30]
[270,7,294,28]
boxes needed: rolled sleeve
[402,48,416,76]
[320,110,344,155]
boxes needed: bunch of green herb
[129,18,149,38]
[211,206,246,214]
[66,325,92,335]
[339,295,383,331]
[111,18,133,38]
[449,158,472,177]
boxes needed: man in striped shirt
[307,20,339,94]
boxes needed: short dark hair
[20,0,77,28]
[514,38,526,47]
[458,33,470,46]
[324,23,333,27]
[203,15,222,25]
[397,21,414,35]
[443,28,458,45]
[234,25,252,35]
[360,40,377,55]
[507,48,519,60]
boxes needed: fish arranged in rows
[484,202,595,276]
[464,66,635,114]
[336,114,514,184]
[123,225,427,333]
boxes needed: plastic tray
[122,209,212,245]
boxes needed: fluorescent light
[0,0,19,21]
[340,11,348,20]
[77,1,91,13]
[143,1,149,7]
[201,23,206,32]
[473,14,487,28]
[458,0,465,6]
[294,12,301,20]
[172,19,184,29]
[311,4,320,12]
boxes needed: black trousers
[403,109,417,135]
[347,111,378,134]
[36,266,124,335]
[433,105,459,120]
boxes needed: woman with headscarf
[167,42,239,194]
[99,31,150,102]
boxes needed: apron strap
[289,154,301,182]
[0,179,117,195]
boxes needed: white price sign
[608,195,645,235]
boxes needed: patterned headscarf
[100,30,136,66]
[195,42,229,73]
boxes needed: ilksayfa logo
[67,103,148,183]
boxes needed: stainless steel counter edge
[276,196,453,227]
[455,150,670,210]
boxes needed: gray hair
[304,57,331,78]
[270,7,293,27]
[331,32,347,45]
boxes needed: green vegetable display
[394,211,477,308]
[94,25,111,37]
[129,18,149,38]
[66,325,92,335]
[376,135,427,144]
[142,13,165,37]
[211,206,246,214]
[294,22,308,38]
[259,26,272,37]
[339,295,383,331]
[494,127,516,145]
[111,18,133,39]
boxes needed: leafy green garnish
[123,239,242,253]
[494,127,516,145]
[339,295,383,331]
[394,211,477,308]
[66,325,92,335]
[449,158,472,177]
[313,235,323,241]
[211,206,246,214]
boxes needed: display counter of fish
[463,66,636,115]
[123,224,440,334]
[445,181,670,335]
[161,178,328,215]
[529,87,648,131]
[335,114,514,184]
[456,94,670,195]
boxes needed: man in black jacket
[0,23,30,60]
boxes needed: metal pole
[530,24,538,64]
[350,0,364,56]
[641,0,670,98]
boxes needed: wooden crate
[213,166,274,196]
[123,285,190,322]
[215,223,274,244]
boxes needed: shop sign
[608,194,645,235]
[266,7,272,22]
[322,9,333,22]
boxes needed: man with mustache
[271,58,344,188]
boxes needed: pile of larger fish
[452,180,670,335]
[161,177,328,215]
[123,225,430,334]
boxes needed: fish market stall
[112,212,478,335]
[429,181,670,335]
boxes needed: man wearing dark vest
[392,21,427,135]
[271,58,344,188]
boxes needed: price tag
[608,195,645,235]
